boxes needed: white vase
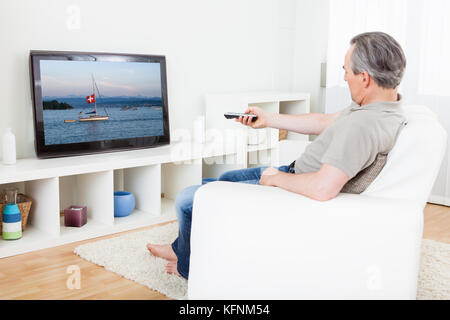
[2,128,16,165]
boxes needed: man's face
[344,45,365,104]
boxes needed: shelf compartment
[0,177,60,258]
[162,161,202,200]
[280,100,310,141]
[0,177,60,237]
[113,164,161,226]
[114,165,161,214]
[114,164,161,232]
[59,170,114,235]
[26,177,61,237]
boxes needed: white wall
[292,0,330,114]
[0,0,296,159]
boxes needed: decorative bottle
[2,187,22,240]
[2,128,16,165]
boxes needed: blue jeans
[171,165,295,279]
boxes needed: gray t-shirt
[294,96,406,179]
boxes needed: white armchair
[188,105,447,299]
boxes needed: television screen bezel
[30,50,170,159]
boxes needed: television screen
[30,51,170,158]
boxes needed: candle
[64,206,87,227]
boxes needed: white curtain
[325,0,450,205]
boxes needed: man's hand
[235,106,270,129]
[259,167,280,186]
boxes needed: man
[147,31,407,279]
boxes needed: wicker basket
[0,193,33,233]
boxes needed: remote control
[224,112,258,122]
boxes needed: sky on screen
[40,60,162,98]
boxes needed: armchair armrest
[188,181,423,299]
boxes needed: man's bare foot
[146,244,177,261]
[166,261,181,277]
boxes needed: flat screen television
[30,51,170,158]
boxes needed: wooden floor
[422,203,450,244]
[0,222,176,300]
[0,203,449,300]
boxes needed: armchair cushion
[362,105,447,204]
[341,153,388,194]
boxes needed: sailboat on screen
[79,74,109,122]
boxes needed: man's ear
[361,71,371,88]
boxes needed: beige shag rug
[74,222,450,300]
[417,239,450,300]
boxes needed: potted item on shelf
[114,191,135,217]
[64,205,87,227]
[0,187,32,240]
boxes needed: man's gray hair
[350,32,406,89]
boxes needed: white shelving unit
[0,141,235,258]
[0,92,310,258]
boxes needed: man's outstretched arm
[259,165,350,201]
[236,106,341,136]
[266,112,341,136]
